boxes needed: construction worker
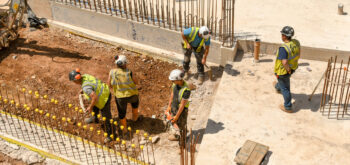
[68,69,114,143]
[274,26,301,113]
[165,69,191,141]
[107,55,141,133]
[181,26,211,84]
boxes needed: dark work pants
[183,47,205,77]
[92,94,114,136]
[275,74,292,109]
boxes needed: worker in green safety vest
[181,26,211,85]
[69,69,114,143]
[107,55,142,133]
[274,26,301,113]
[165,69,191,141]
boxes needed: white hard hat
[199,26,210,39]
[169,69,184,81]
[115,55,127,66]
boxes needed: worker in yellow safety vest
[274,26,301,113]
[165,69,191,141]
[69,69,114,143]
[181,26,211,85]
[107,55,142,133]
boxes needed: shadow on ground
[0,37,91,63]
[190,119,225,144]
[292,93,323,113]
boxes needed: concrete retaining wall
[27,1,348,65]
[28,1,233,65]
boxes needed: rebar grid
[0,86,155,164]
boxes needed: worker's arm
[202,45,210,65]
[182,32,191,49]
[282,59,292,74]
[87,91,98,113]
[171,99,188,123]
[165,89,173,114]
[131,71,139,85]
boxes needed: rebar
[320,56,350,119]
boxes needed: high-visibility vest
[274,39,300,75]
[110,68,138,98]
[82,74,110,109]
[183,27,209,52]
[171,81,190,108]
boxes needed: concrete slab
[196,54,350,164]
[235,0,350,51]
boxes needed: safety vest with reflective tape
[183,27,209,52]
[171,81,190,108]
[274,39,300,75]
[82,74,110,109]
[110,68,138,98]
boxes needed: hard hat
[169,69,184,81]
[69,68,81,81]
[199,26,210,39]
[280,26,294,37]
[115,55,127,67]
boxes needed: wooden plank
[234,140,257,164]
[246,143,269,165]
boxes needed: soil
[0,152,26,165]
[0,27,177,147]
[0,26,223,164]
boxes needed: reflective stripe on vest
[171,81,190,108]
[110,68,138,98]
[183,27,209,53]
[82,74,110,109]
[274,39,300,75]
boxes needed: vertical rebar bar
[337,59,349,119]
[118,0,123,16]
[328,58,341,118]
[129,0,133,20]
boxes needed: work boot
[184,72,190,80]
[104,137,112,143]
[198,75,204,85]
[168,134,179,141]
[279,104,293,113]
[84,116,98,124]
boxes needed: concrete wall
[27,1,348,65]
[27,1,233,66]
[237,40,350,62]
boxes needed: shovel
[204,64,213,81]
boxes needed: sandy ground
[235,0,350,51]
[196,53,350,164]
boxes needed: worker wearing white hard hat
[181,26,211,84]
[165,69,191,141]
[107,55,142,133]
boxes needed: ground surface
[235,0,350,51]
[0,152,26,165]
[0,27,221,164]
[197,53,350,164]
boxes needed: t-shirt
[183,28,211,48]
[277,47,288,60]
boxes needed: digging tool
[308,69,327,101]
[204,64,213,81]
